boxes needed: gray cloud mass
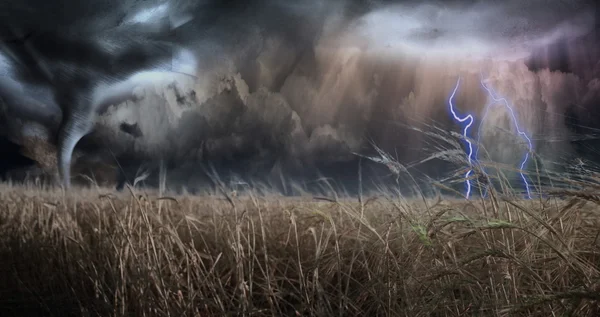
[2,0,600,193]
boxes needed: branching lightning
[479,76,533,199]
[448,77,475,199]
[448,75,534,199]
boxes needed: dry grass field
[0,177,599,317]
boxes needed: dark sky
[1,0,600,194]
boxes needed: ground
[0,183,598,316]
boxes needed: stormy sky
[1,0,600,195]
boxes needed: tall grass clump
[0,178,598,316]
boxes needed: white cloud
[342,1,595,61]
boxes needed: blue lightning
[448,77,475,199]
[478,76,533,199]
[447,75,534,200]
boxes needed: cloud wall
[6,0,599,192]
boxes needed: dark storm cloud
[0,0,171,36]
[0,0,199,185]
[2,0,600,191]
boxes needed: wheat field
[0,176,598,317]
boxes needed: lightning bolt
[448,77,475,199]
[478,75,533,199]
